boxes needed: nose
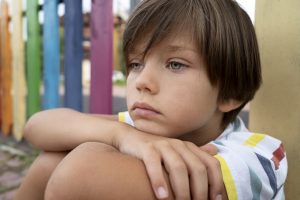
[135,64,159,94]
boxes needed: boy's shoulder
[214,117,283,150]
[213,117,287,200]
[213,117,285,167]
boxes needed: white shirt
[119,112,288,200]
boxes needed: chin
[134,122,174,138]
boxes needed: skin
[15,34,239,200]
[126,34,224,143]
[14,152,66,200]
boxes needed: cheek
[165,83,219,126]
[125,77,135,108]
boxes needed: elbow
[23,112,41,145]
[23,108,76,148]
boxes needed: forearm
[24,108,128,151]
[45,142,173,200]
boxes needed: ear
[218,99,243,113]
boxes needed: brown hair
[123,0,262,127]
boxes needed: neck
[177,113,225,146]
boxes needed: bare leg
[45,142,174,200]
[15,152,67,200]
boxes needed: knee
[44,142,116,200]
[33,152,54,169]
[44,161,75,200]
[15,152,65,200]
[29,151,65,180]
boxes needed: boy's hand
[116,127,225,200]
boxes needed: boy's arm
[24,108,124,151]
[24,108,226,199]
[45,142,228,200]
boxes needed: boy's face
[126,35,224,144]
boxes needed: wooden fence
[0,0,113,140]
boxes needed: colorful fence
[0,0,113,141]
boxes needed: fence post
[90,0,113,114]
[43,0,60,109]
[0,0,2,131]
[26,0,41,118]
[12,0,26,140]
[0,0,13,135]
[64,0,83,111]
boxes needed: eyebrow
[166,44,198,53]
[128,44,198,57]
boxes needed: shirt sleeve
[213,132,287,200]
[118,111,135,126]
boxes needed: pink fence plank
[90,0,113,114]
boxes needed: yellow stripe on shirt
[118,112,126,123]
[243,133,266,147]
[215,155,238,200]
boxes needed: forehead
[123,0,206,63]
[129,32,199,56]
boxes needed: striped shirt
[119,112,287,200]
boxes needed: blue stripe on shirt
[255,153,277,197]
[248,166,262,200]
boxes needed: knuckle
[212,158,221,168]
[144,142,155,151]
[195,163,207,175]
[177,193,189,200]
[184,141,195,148]
[172,138,185,147]
[143,143,157,157]
[156,140,170,147]
[172,161,187,172]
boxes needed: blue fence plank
[43,0,60,109]
[64,0,83,111]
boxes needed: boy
[16,0,287,199]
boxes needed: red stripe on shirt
[271,143,285,170]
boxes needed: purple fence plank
[90,0,113,114]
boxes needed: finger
[186,143,224,200]
[173,141,208,200]
[143,145,169,199]
[157,141,190,200]
[199,143,218,156]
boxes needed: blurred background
[0,0,299,199]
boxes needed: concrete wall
[250,0,300,198]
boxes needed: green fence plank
[26,0,41,117]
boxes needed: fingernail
[216,194,222,200]
[156,186,168,199]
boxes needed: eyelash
[166,61,188,71]
[128,60,188,72]
[128,62,144,72]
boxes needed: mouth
[131,102,161,118]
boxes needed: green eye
[129,62,143,71]
[168,61,187,71]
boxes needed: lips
[132,102,160,118]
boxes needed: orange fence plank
[0,0,13,135]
